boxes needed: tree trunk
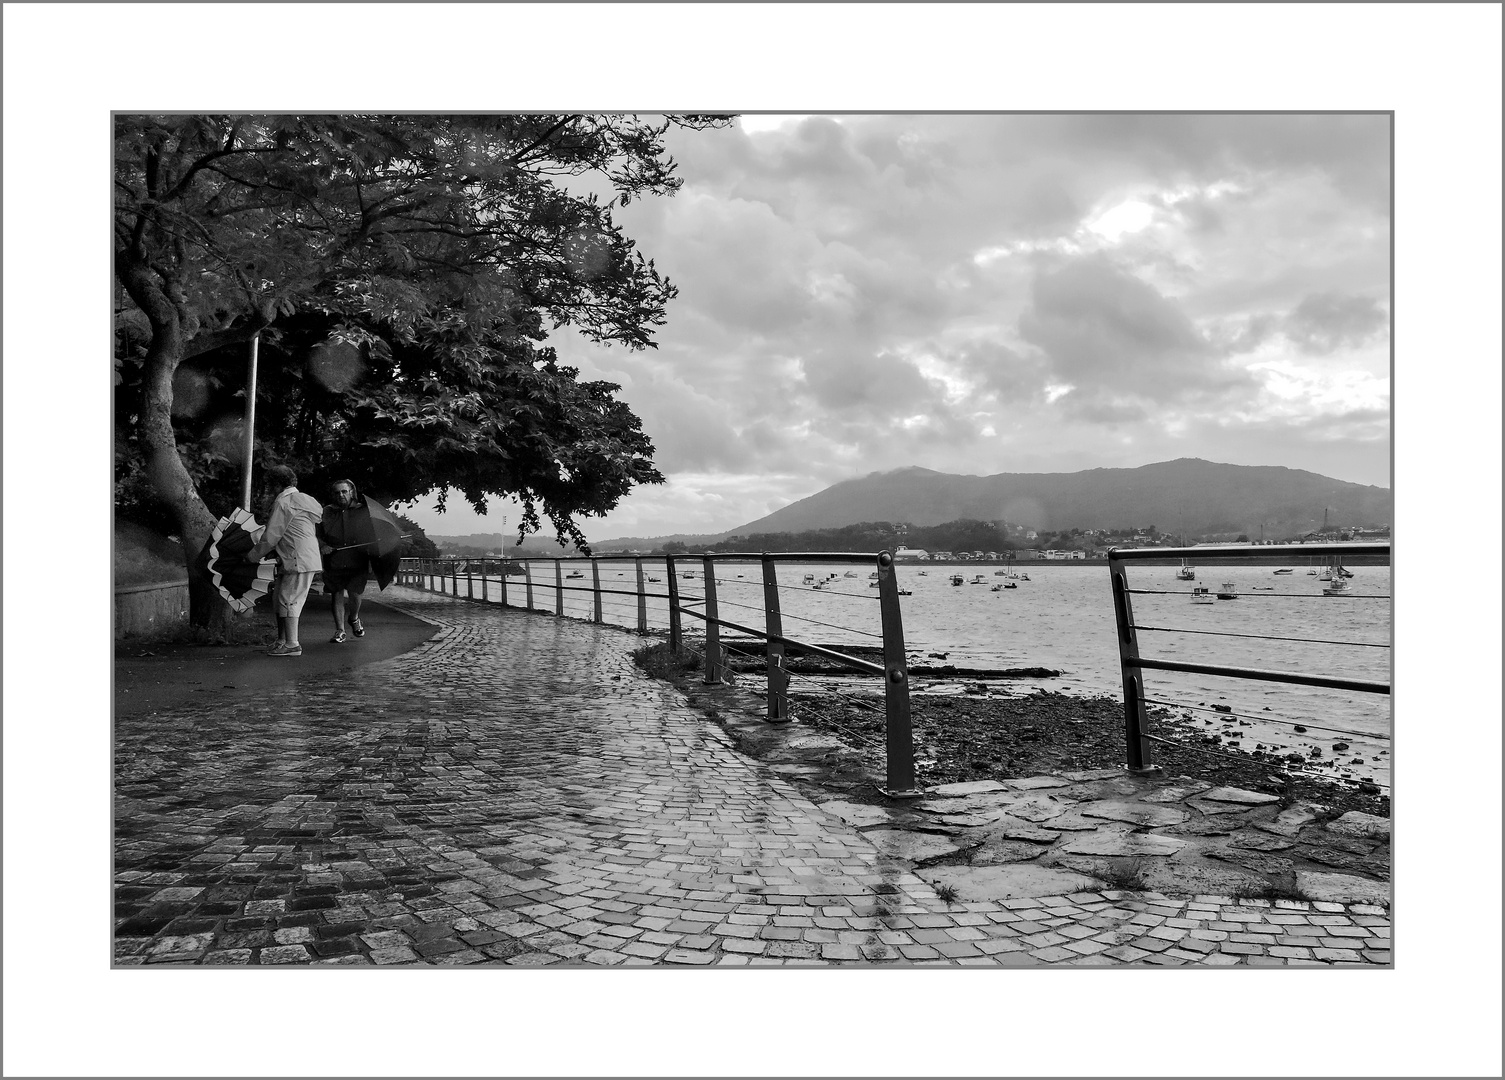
[118,257,237,632]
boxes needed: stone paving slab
[113,587,1390,967]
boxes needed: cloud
[1283,292,1388,353]
[1019,254,1256,401]
[534,114,1394,537]
[799,347,940,416]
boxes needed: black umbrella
[323,498,407,590]
[206,507,276,614]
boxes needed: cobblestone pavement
[114,587,1390,966]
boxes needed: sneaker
[330,631,347,644]
[350,618,365,638]
[267,642,303,657]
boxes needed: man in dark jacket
[317,479,373,643]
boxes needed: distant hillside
[590,460,1380,551]
[427,533,515,551]
[726,459,1389,540]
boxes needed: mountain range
[593,459,1391,548]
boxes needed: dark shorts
[322,569,369,595]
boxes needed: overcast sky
[408,112,1391,542]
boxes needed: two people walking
[244,467,378,656]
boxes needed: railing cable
[1142,696,1391,742]
[1131,625,1390,649]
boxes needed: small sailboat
[1321,555,1353,594]
[803,573,816,584]
[971,574,987,584]
[1191,585,1214,604]
[844,571,859,578]
[566,570,585,578]
[950,574,965,586]
[897,588,912,596]
[1216,581,1239,600]
[1177,558,1195,581]
[1322,576,1353,596]
[1273,568,1293,575]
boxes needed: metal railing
[1107,542,1391,781]
[396,551,920,797]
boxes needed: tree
[114,113,729,625]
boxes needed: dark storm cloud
[1019,255,1256,399]
[799,347,940,415]
[1284,292,1389,354]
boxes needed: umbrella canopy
[207,507,276,614]
[323,498,406,590]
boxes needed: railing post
[591,559,603,623]
[524,561,535,611]
[635,558,647,632]
[554,559,565,616]
[451,559,458,596]
[665,554,682,653]
[480,560,488,602]
[702,556,723,684]
[875,550,919,797]
[761,554,790,723]
[1108,551,1157,774]
[499,560,509,607]
[466,561,474,600]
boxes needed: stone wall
[115,579,189,640]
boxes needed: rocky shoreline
[635,643,1391,906]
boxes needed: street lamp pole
[239,333,260,510]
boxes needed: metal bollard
[554,560,564,616]
[591,559,603,623]
[524,561,535,611]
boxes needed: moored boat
[950,574,964,586]
[1216,581,1239,600]
[1192,586,1214,604]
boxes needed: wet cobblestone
[115,586,1390,966]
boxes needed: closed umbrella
[206,507,276,613]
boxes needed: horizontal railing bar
[1127,656,1390,694]
[1108,542,1390,561]
[401,551,884,565]
[676,606,886,676]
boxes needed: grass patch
[1092,859,1150,892]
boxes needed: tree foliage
[113,113,729,618]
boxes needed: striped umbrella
[207,507,276,614]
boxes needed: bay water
[486,559,1393,787]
